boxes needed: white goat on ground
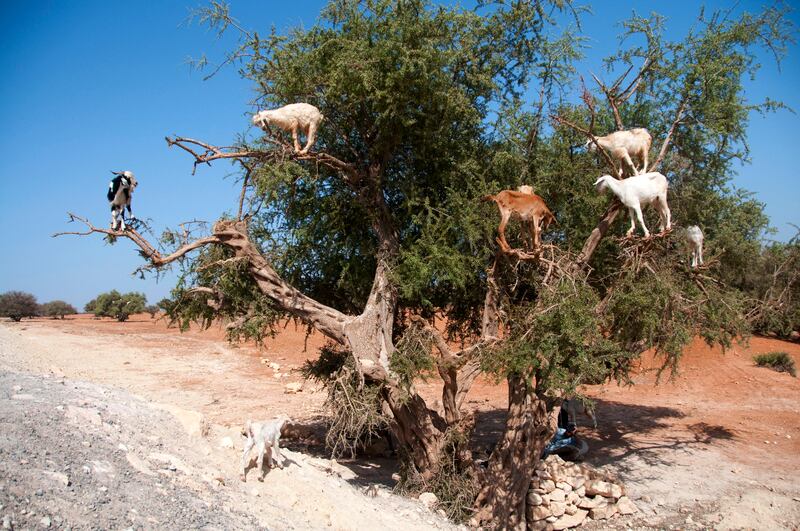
[252,103,324,155]
[594,172,671,238]
[686,225,704,268]
[587,128,652,177]
[107,170,137,231]
[482,189,556,251]
[241,414,291,481]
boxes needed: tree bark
[473,374,551,529]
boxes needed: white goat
[587,128,652,177]
[252,103,324,155]
[594,172,671,238]
[241,414,290,481]
[107,170,137,231]
[686,225,704,268]
[517,185,534,195]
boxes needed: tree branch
[651,97,689,171]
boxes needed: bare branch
[53,212,219,267]
[651,97,689,171]
[551,113,620,176]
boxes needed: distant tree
[90,290,146,322]
[41,300,78,319]
[0,291,40,322]
[744,232,800,337]
[144,305,160,318]
[84,298,97,313]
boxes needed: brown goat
[482,190,556,251]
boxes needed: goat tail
[480,194,496,203]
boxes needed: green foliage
[144,305,160,318]
[90,290,146,322]
[391,323,436,388]
[754,351,797,377]
[0,291,39,322]
[163,244,283,344]
[41,300,77,319]
[743,234,800,337]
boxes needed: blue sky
[0,1,797,310]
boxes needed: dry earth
[1,315,799,530]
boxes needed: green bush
[0,291,39,321]
[41,300,78,319]
[754,352,796,377]
[89,290,147,322]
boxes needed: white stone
[550,501,566,517]
[220,436,234,449]
[419,492,438,509]
[556,481,573,493]
[551,509,588,530]
[617,496,638,515]
[589,502,618,520]
[268,362,281,371]
[548,489,566,503]
[527,492,544,506]
[284,382,303,394]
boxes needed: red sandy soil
[3,314,799,528]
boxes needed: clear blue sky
[0,1,797,310]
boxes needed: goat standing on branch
[594,172,671,238]
[686,225,704,268]
[252,103,324,155]
[586,128,652,177]
[483,190,556,252]
[107,170,137,231]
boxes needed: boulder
[548,489,566,503]
[584,480,622,499]
[577,496,603,510]
[556,481,573,493]
[549,501,566,517]
[589,502,618,521]
[537,479,556,493]
[616,496,638,515]
[551,509,588,530]
[527,492,544,506]
[529,504,552,521]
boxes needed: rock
[589,502,618,521]
[529,504,552,521]
[556,481,573,493]
[585,480,622,499]
[545,515,558,523]
[617,496,638,515]
[538,479,556,493]
[419,492,438,509]
[43,471,70,487]
[548,489,566,503]
[284,382,303,394]
[268,362,281,371]
[40,516,51,528]
[577,496,603,510]
[790,330,799,341]
[566,491,579,504]
[550,501,566,517]
[527,492,544,506]
[220,436,234,449]
[551,509,588,530]
[251,488,260,497]
[574,485,585,497]
[565,504,577,516]
[1,516,10,530]
[567,475,586,490]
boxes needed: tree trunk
[473,374,552,529]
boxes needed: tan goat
[483,190,556,251]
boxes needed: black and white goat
[107,170,137,231]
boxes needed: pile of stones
[526,455,637,530]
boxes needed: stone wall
[526,455,637,530]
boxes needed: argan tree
[86,290,147,322]
[0,291,40,322]
[57,1,793,526]
[41,300,78,320]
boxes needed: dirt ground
[1,315,799,529]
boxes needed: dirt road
[1,316,799,529]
